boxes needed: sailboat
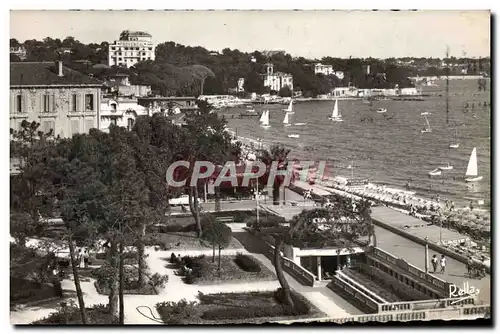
[288,134,300,138]
[329,99,343,122]
[449,127,459,148]
[283,112,291,127]
[283,99,295,114]
[420,111,432,116]
[261,110,271,129]
[465,147,483,182]
[429,168,442,176]
[421,114,432,133]
[439,163,453,171]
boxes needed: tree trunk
[188,186,195,213]
[272,184,280,205]
[212,243,216,263]
[193,186,202,237]
[274,235,295,308]
[108,239,119,320]
[119,241,125,325]
[215,186,221,212]
[67,236,88,324]
[137,223,147,287]
[218,245,221,270]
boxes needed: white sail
[331,99,339,118]
[259,110,267,123]
[424,114,431,129]
[283,112,289,125]
[262,110,270,126]
[286,100,293,112]
[465,147,478,177]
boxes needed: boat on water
[465,147,483,182]
[246,108,255,113]
[283,112,291,127]
[420,111,432,116]
[439,163,453,171]
[294,122,307,126]
[429,168,442,176]
[288,134,300,138]
[329,99,343,122]
[260,110,271,129]
[421,114,432,133]
[376,108,387,114]
[283,100,295,114]
[449,127,459,148]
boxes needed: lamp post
[424,236,429,273]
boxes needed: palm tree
[257,144,291,205]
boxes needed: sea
[222,79,491,209]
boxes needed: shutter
[42,121,49,133]
[92,94,96,111]
[51,94,55,112]
[49,121,55,133]
[76,94,81,112]
[41,94,44,112]
[13,94,18,113]
[22,94,28,113]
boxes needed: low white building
[263,63,293,92]
[332,87,358,98]
[399,87,419,96]
[99,97,148,132]
[314,63,334,76]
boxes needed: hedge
[32,304,117,324]
[234,253,261,272]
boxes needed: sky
[10,10,491,59]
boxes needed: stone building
[10,61,103,138]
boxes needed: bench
[216,216,234,223]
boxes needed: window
[43,94,54,112]
[119,58,122,61]
[142,52,146,56]
[71,120,80,135]
[85,94,94,111]
[85,119,94,134]
[111,47,115,50]
[111,103,117,112]
[42,120,55,134]
[71,94,78,112]
[15,94,22,113]
[127,118,134,131]
[148,47,152,50]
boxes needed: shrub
[170,253,177,263]
[274,288,311,315]
[150,273,169,289]
[32,303,117,324]
[234,253,261,272]
[156,299,198,324]
[184,271,195,284]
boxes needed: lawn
[156,290,325,324]
[91,265,167,295]
[10,277,61,307]
[175,254,276,285]
[146,231,244,250]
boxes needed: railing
[379,297,477,313]
[275,305,491,324]
[263,241,316,287]
[372,247,448,292]
[336,270,388,304]
[327,276,380,313]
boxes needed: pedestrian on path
[83,250,90,269]
[431,255,438,273]
[440,255,446,273]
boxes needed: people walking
[440,255,446,273]
[431,254,438,273]
[78,248,85,268]
[83,249,90,269]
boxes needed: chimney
[58,61,63,77]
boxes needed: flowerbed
[32,303,117,324]
[178,254,275,285]
[156,289,322,324]
[91,265,168,295]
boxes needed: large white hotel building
[108,30,155,68]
